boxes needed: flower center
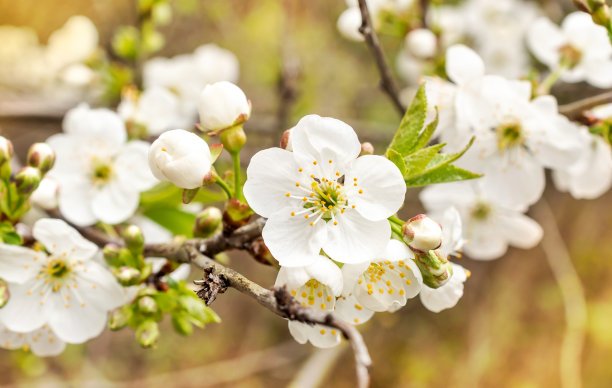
[289,279,334,310]
[496,120,524,150]
[91,159,114,185]
[558,44,582,69]
[471,201,492,220]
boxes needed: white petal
[337,7,364,42]
[497,213,543,250]
[262,208,327,267]
[419,182,476,212]
[353,269,407,312]
[0,324,26,349]
[305,256,343,297]
[76,261,125,311]
[288,321,341,348]
[0,279,48,332]
[419,263,466,312]
[346,155,406,221]
[585,59,612,88]
[275,266,311,290]
[526,17,564,68]
[33,218,98,261]
[115,141,158,191]
[464,220,509,260]
[334,294,374,325]
[322,211,390,264]
[28,326,66,356]
[62,105,127,146]
[291,115,361,168]
[47,288,107,344]
[445,44,485,85]
[0,245,44,283]
[57,178,97,227]
[91,182,140,225]
[243,148,301,218]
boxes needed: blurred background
[1,0,611,387]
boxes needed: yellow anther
[352,205,356,208]
[354,318,359,323]
[333,221,338,226]
[358,278,363,284]
[305,215,309,219]
[308,299,314,305]
[65,304,69,308]
[368,290,373,295]
[355,304,363,310]
[336,172,340,176]
[285,193,290,197]
[379,289,384,294]
[399,289,405,295]
[386,281,391,286]
[320,303,326,309]
[291,212,295,216]
[291,290,296,296]
[328,159,332,163]
[354,183,358,186]
[309,222,314,226]
[302,197,307,201]
[341,209,345,213]
[388,289,394,294]
[295,182,300,187]
[358,189,363,194]
[353,178,357,181]
[406,279,411,285]
[317,291,323,297]
[466,270,471,278]
[161,148,167,152]
[320,329,326,334]
[332,330,337,335]
[27,290,31,295]
[384,260,390,264]
[301,292,307,298]
[298,168,303,172]
[389,265,395,269]
[400,273,406,278]
[366,283,372,289]
[302,302,306,307]
[327,296,332,302]
[81,303,85,307]
[24,264,28,269]
[313,161,317,165]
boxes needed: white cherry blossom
[46,104,157,226]
[118,87,186,135]
[527,12,612,88]
[0,219,124,343]
[243,114,406,267]
[274,255,343,348]
[420,182,542,261]
[0,323,65,357]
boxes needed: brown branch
[187,248,371,388]
[357,0,406,116]
[46,209,122,246]
[419,0,429,28]
[558,90,612,121]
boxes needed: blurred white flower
[30,177,59,210]
[0,219,124,343]
[405,28,437,59]
[0,323,66,357]
[46,104,157,226]
[198,81,251,132]
[118,87,184,135]
[528,12,612,88]
[275,255,343,348]
[244,115,406,267]
[148,129,212,189]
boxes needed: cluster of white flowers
[0,16,100,115]
[118,44,240,135]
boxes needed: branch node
[195,267,230,305]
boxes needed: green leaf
[0,222,22,245]
[142,206,196,237]
[403,143,445,179]
[182,187,200,204]
[386,84,427,157]
[386,149,407,176]
[141,182,224,208]
[413,107,438,152]
[405,164,482,187]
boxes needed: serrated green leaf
[424,137,475,171]
[387,149,407,176]
[142,206,196,237]
[405,164,482,187]
[387,84,427,157]
[413,107,438,152]
[403,143,445,179]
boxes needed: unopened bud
[406,28,437,59]
[137,295,158,315]
[0,279,9,308]
[360,142,374,156]
[108,307,129,330]
[219,125,247,153]
[123,225,144,255]
[198,81,251,133]
[414,250,453,288]
[14,166,41,195]
[113,266,141,286]
[103,244,121,266]
[136,320,160,348]
[193,207,223,238]
[0,137,13,166]
[280,128,293,151]
[402,214,443,253]
[27,143,55,174]
[591,2,611,27]
[249,237,276,266]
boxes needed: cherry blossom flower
[0,219,124,343]
[420,182,542,260]
[274,255,343,348]
[118,87,186,135]
[243,115,406,267]
[0,323,65,357]
[198,81,251,132]
[341,239,422,313]
[46,103,157,226]
[527,12,612,88]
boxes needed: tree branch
[186,248,372,388]
[357,0,406,116]
[558,90,612,121]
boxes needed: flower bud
[123,225,144,255]
[0,137,14,166]
[149,129,212,189]
[136,320,160,348]
[280,128,293,151]
[402,214,443,253]
[103,244,121,266]
[360,142,374,156]
[413,249,453,288]
[113,266,141,286]
[137,295,158,315]
[591,1,611,27]
[249,237,276,266]
[30,177,59,209]
[223,198,253,233]
[193,207,223,238]
[14,166,42,196]
[27,143,55,174]
[219,125,247,153]
[0,279,9,308]
[198,81,251,133]
[108,307,129,330]
[405,28,437,59]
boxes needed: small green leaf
[209,143,223,163]
[386,149,407,176]
[387,84,427,157]
[412,107,438,152]
[405,164,482,187]
[182,187,200,204]
[0,222,22,245]
[403,143,445,179]
[142,206,196,237]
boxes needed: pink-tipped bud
[360,142,374,156]
[0,137,13,166]
[14,166,42,196]
[402,214,443,253]
[280,128,293,151]
[27,143,55,174]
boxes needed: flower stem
[390,221,403,238]
[388,214,404,226]
[231,151,243,201]
[213,173,233,199]
[537,63,568,95]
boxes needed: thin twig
[558,90,612,120]
[357,0,406,116]
[535,200,587,388]
[419,0,429,28]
